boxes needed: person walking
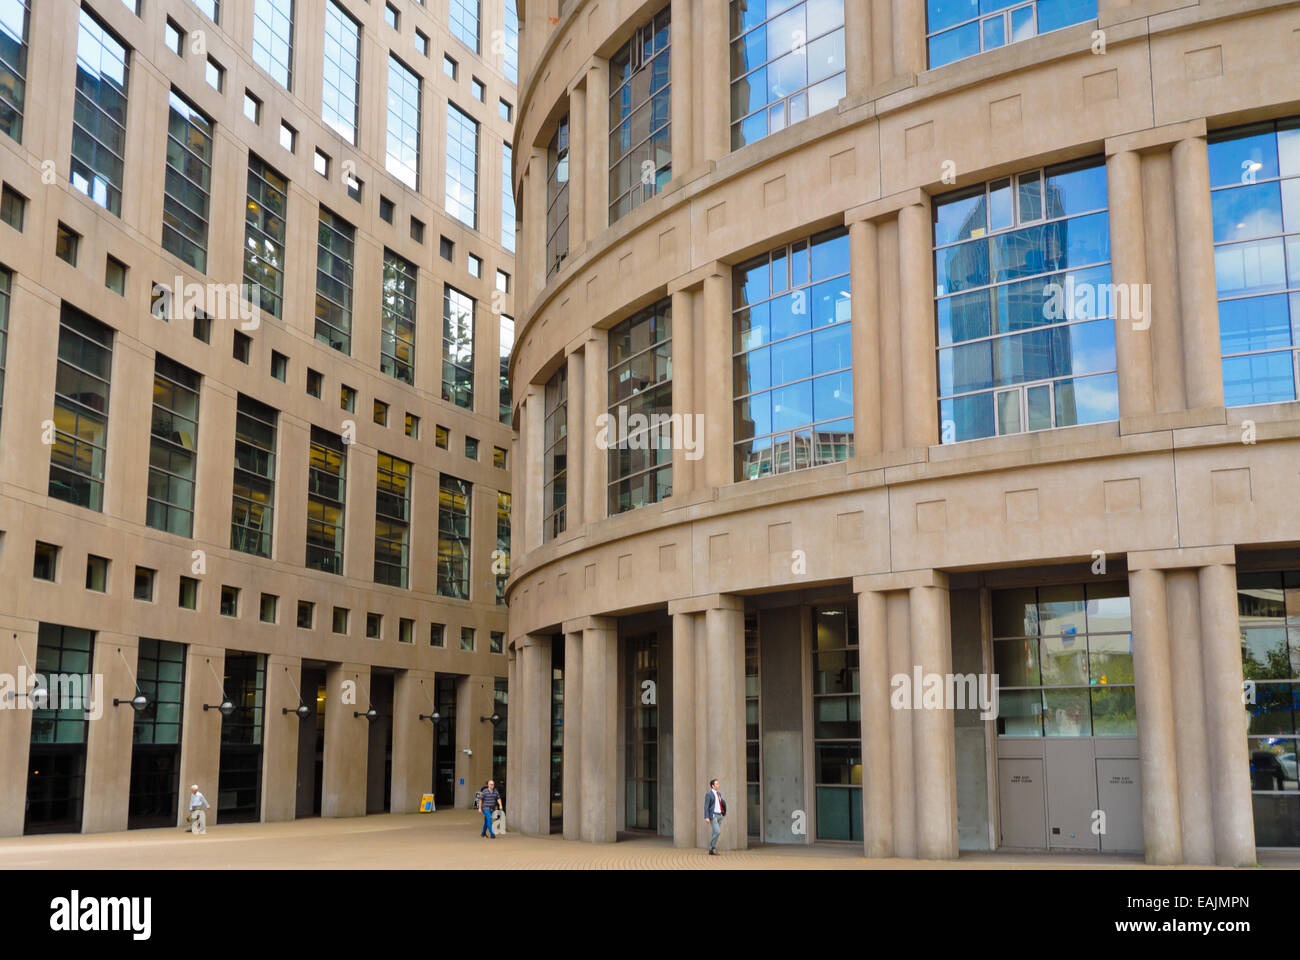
[703,778,727,855]
[186,784,211,835]
[478,779,503,838]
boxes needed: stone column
[857,589,892,856]
[669,284,697,499]
[910,581,959,859]
[844,0,873,100]
[705,603,747,848]
[584,60,610,240]
[567,80,587,251]
[82,634,137,833]
[1106,149,1156,419]
[526,148,548,299]
[1166,567,1215,863]
[670,611,697,847]
[322,662,370,818]
[898,200,937,450]
[892,0,928,76]
[456,676,496,810]
[702,268,733,489]
[577,617,619,842]
[848,217,882,458]
[520,636,552,835]
[669,0,696,182]
[885,591,915,856]
[178,645,225,827]
[562,630,584,840]
[566,348,586,530]
[699,0,730,161]
[582,331,608,525]
[261,655,304,823]
[1171,136,1225,410]
[505,648,519,816]
[525,384,545,551]
[390,669,436,814]
[0,624,37,836]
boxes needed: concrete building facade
[506,0,1300,864]
[0,0,518,834]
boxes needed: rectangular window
[445,103,479,228]
[496,490,510,604]
[386,55,422,190]
[232,394,278,557]
[34,541,58,581]
[543,366,567,540]
[1,184,24,229]
[546,117,570,278]
[50,304,113,511]
[733,227,854,478]
[435,424,449,448]
[442,285,475,408]
[381,250,418,384]
[932,158,1116,443]
[221,585,239,617]
[502,141,516,253]
[259,593,278,623]
[926,0,1098,69]
[1207,118,1300,407]
[205,56,224,91]
[322,0,360,144]
[29,624,95,822]
[449,0,480,52]
[465,436,479,459]
[375,453,412,588]
[71,9,130,216]
[811,603,862,841]
[271,350,287,381]
[297,600,314,628]
[608,298,672,511]
[162,91,213,273]
[333,607,349,634]
[55,223,80,265]
[179,576,197,609]
[252,0,294,89]
[609,7,671,224]
[307,427,346,575]
[0,268,9,438]
[437,474,471,599]
[147,355,201,538]
[430,622,445,646]
[105,255,127,294]
[504,0,518,85]
[134,566,155,601]
[316,206,355,354]
[460,626,475,651]
[0,0,31,142]
[499,315,514,424]
[729,0,844,150]
[244,154,288,318]
[191,0,220,23]
[85,555,109,592]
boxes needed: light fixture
[354,706,378,721]
[204,698,236,717]
[114,694,149,712]
[419,709,442,724]
[479,711,502,727]
[283,703,312,719]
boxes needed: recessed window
[332,606,350,634]
[384,3,398,28]
[415,29,429,56]
[430,623,445,647]
[439,236,454,261]
[379,196,394,223]
[193,311,212,343]
[271,350,288,381]
[134,566,155,601]
[307,368,323,397]
[460,626,475,651]
[164,18,184,56]
[410,216,425,243]
[374,399,389,426]
[498,99,512,122]
[435,424,449,449]
[55,223,80,265]
[404,413,419,438]
[465,436,479,460]
[85,555,109,592]
[314,148,330,177]
[280,120,296,153]
[467,254,482,278]
[443,55,457,80]
[1,184,26,230]
[366,613,382,638]
[399,618,414,644]
[259,592,278,623]
[341,384,356,411]
[233,330,251,363]
[34,542,59,581]
[152,283,169,320]
[206,56,224,91]
[346,174,363,201]
[496,269,510,293]
[471,77,485,102]
[493,445,507,469]
[297,601,314,628]
[490,631,504,654]
[220,585,240,617]
[105,256,127,294]
[179,576,198,609]
[244,90,262,123]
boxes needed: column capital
[1127,545,1236,571]
[561,615,618,634]
[1105,118,1207,157]
[667,593,745,616]
[854,569,949,594]
[667,260,729,295]
[845,187,929,225]
[516,631,555,648]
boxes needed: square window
[443,55,457,80]
[297,600,314,629]
[410,217,425,243]
[415,30,429,56]
[33,542,59,581]
[179,576,198,609]
[280,121,296,153]
[495,269,510,293]
[134,566,155,601]
[307,368,323,398]
[193,311,212,343]
[430,623,445,647]
[341,384,356,411]
[374,399,389,426]
[367,613,382,638]
[435,424,449,449]
[220,585,240,617]
[498,99,512,122]
[259,592,278,623]
[346,174,363,201]
[460,626,475,651]
[404,413,419,438]
[332,606,350,634]
[165,19,183,56]
[490,631,504,654]
[399,617,414,644]
[206,56,224,91]
[465,436,479,460]
[471,78,485,102]
[106,256,127,294]
[467,254,482,279]
[152,283,169,321]
[85,555,109,592]
[271,350,288,381]
[1,184,26,230]
[439,236,454,261]
[244,91,262,124]
[380,196,394,223]
[385,3,399,28]
[233,330,251,363]
[55,223,80,266]
[314,149,330,178]
[493,445,507,469]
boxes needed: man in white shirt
[187,784,210,835]
[703,778,726,855]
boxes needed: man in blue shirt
[703,778,726,855]
[478,779,504,838]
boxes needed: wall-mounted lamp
[283,703,312,719]
[354,706,378,721]
[419,710,442,725]
[479,712,503,727]
[204,698,236,716]
[114,694,150,712]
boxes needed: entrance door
[624,634,658,830]
[997,758,1047,848]
[434,676,457,807]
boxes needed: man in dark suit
[703,778,727,855]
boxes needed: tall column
[669,0,696,182]
[526,149,548,299]
[520,637,552,835]
[568,81,587,251]
[1166,568,1215,863]
[892,0,928,76]
[262,655,304,822]
[705,603,747,849]
[669,285,697,499]
[178,645,225,827]
[857,589,892,857]
[849,218,883,458]
[1127,568,1183,863]
[584,60,609,240]
[699,0,730,162]
[670,612,697,847]
[702,268,732,489]
[505,648,519,817]
[1106,149,1156,419]
[579,617,619,842]
[525,384,545,551]
[0,625,37,836]
[391,669,436,815]
[322,663,370,818]
[582,331,608,525]
[844,0,873,100]
[886,592,915,856]
[1172,136,1225,410]
[562,631,584,840]
[82,634,137,833]
[1198,563,1255,866]
[566,348,586,530]
[870,0,894,86]
[909,582,959,859]
[456,676,496,809]
[898,201,937,449]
